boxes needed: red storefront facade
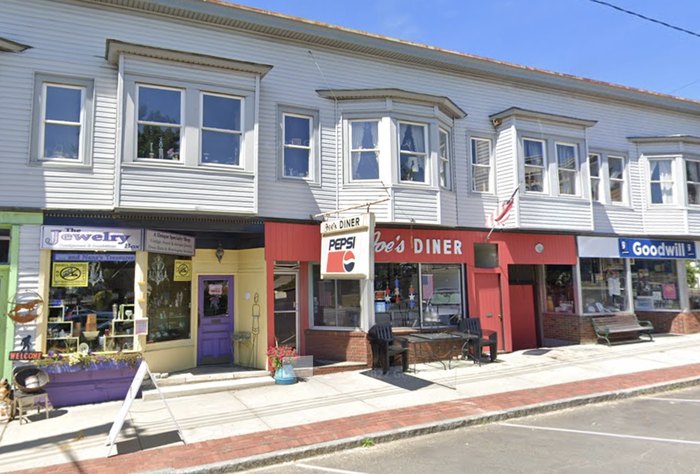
[265,221,577,364]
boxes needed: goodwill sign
[320,213,374,279]
[619,238,696,259]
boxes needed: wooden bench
[367,324,409,374]
[591,314,654,346]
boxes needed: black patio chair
[367,324,409,374]
[457,318,497,366]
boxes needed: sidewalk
[2,333,700,474]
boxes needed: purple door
[198,275,233,365]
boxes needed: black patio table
[404,332,467,372]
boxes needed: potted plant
[266,345,297,385]
[33,351,142,407]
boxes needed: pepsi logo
[343,251,355,272]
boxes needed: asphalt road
[249,385,700,474]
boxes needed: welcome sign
[320,213,374,279]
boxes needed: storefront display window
[311,265,360,327]
[545,265,574,313]
[579,258,628,313]
[47,252,135,353]
[147,253,192,343]
[631,259,680,310]
[374,263,463,328]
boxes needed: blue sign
[618,238,696,259]
[53,253,135,262]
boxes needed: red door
[510,284,537,350]
[474,273,504,350]
[198,276,233,365]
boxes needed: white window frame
[398,121,429,185]
[282,112,313,180]
[438,129,452,190]
[555,142,579,196]
[30,74,94,167]
[607,155,626,204]
[277,105,320,183]
[470,137,493,194]
[648,156,676,205]
[588,153,602,202]
[135,84,184,162]
[522,138,546,193]
[348,119,381,182]
[199,91,243,167]
[685,158,700,207]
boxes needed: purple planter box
[43,365,139,408]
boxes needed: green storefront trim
[0,211,43,380]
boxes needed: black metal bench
[591,314,654,346]
[367,324,409,374]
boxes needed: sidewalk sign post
[105,361,185,457]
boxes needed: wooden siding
[519,196,592,231]
[13,225,41,350]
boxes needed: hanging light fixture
[216,243,225,263]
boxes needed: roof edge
[490,107,597,129]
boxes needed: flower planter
[42,363,139,408]
[273,363,297,385]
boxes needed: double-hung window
[201,93,242,166]
[589,153,601,202]
[31,75,94,166]
[350,120,380,180]
[137,85,182,161]
[556,143,578,195]
[649,158,675,204]
[399,122,428,183]
[686,160,700,205]
[282,113,312,179]
[608,155,625,203]
[471,137,492,193]
[438,129,451,190]
[523,138,545,192]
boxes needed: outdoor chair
[367,323,409,374]
[457,318,497,366]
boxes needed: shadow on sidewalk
[359,369,433,391]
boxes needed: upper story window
[686,160,700,205]
[556,143,578,196]
[283,113,312,179]
[350,120,380,181]
[608,155,625,203]
[649,157,675,204]
[201,93,242,166]
[471,137,492,193]
[438,130,451,190]
[399,122,428,183]
[137,85,182,161]
[30,74,94,166]
[523,138,545,193]
[0,229,9,265]
[589,153,601,202]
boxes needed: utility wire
[588,0,700,39]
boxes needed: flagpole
[485,186,520,241]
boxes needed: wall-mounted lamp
[216,243,225,263]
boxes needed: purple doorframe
[197,275,234,365]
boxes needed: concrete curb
[138,375,700,474]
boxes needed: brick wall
[635,311,700,334]
[304,329,369,363]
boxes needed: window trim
[647,155,677,206]
[607,155,626,205]
[685,158,700,207]
[588,153,602,203]
[398,120,430,185]
[135,83,184,163]
[438,128,452,190]
[348,118,382,183]
[470,136,493,194]
[277,105,320,184]
[30,74,94,167]
[198,91,244,168]
[522,137,547,194]
[555,141,579,197]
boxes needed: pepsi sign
[321,214,374,279]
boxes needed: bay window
[608,155,625,203]
[523,138,545,192]
[471,137,492,193]
[399,122,428,183]
[438,129,451,190]
[589,153,601,202]
[556,143,578,195]
[686,160,700,205]
[649,157,675,204]
[350,120,380,180]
